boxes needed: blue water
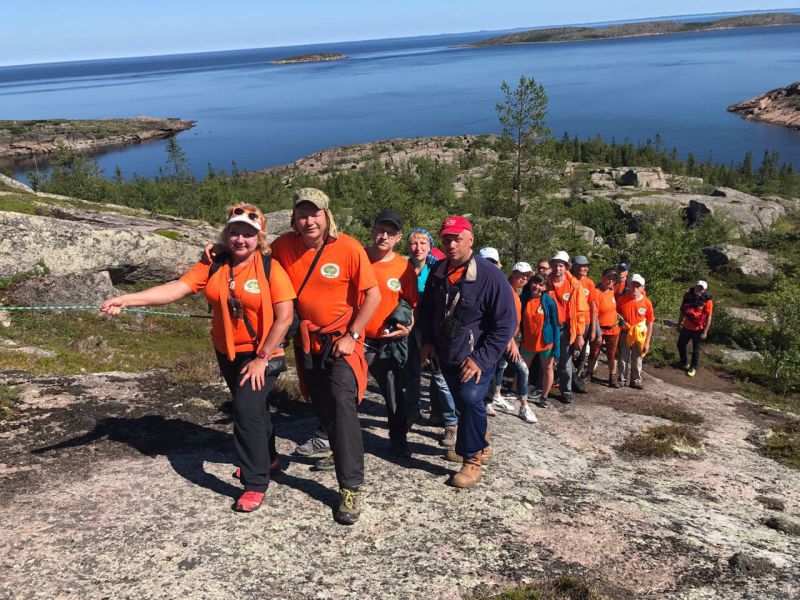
[1,24,799,181]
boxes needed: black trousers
[677,328,703,369]
[302,354,364,490]
[365,340,407,447]
[216,351,279,493]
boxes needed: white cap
[479,247,500,263]
[696,280,708,290]
[512,261,533,274]
[631,273,646,287]
[227,209,263,231]
[551,250,570,265]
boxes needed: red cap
[439,215,472,236]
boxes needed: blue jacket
[519,289,561,360]
[420,254,517,372]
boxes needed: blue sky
[2,1,797,66]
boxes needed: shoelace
[340,488,358,509]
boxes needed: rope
[0,305,212,319]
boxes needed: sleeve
[419,274,436,347]
[546,294,561,360]
[350,242,378,291]
[179,261,212,294]
[268,261,297,304]
[706,299,714,317]
[471,272,517,372]
[645,300,655,324]
[400,262,419,309]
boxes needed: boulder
[0,173,35,193]
[617,167,669,190]
[718,348,763,365]
[702,244,776,278]
[590,172,616,190]
[5,271,116,308]
[561,219,599,246]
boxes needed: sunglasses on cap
[229,206,260,222]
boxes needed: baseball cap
[551,250,570,266]
[227,205,264,231]
[374,209,403,232]
[617,262,631,272]
[512,262,533,274]
[572,255,590,266]
[631,273,646,287]
[293,187,330,209]
[696,280,708,290]
[479,247,500,263]
[439,215,472,236]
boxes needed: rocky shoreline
[728,82,800,131]
[270,53,347,65]
[0,117,195,163]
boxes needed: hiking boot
[631,381,644,390]
[687,368,697,378]
[492,395,515,413]
[682,364,691,372]
[335,487,362,525]
[448,454,482,488]
[560,393,573,404]
[294,434,330,457]
[439,425,457,448]
[312,454,336,471]
[609,379,622,389]
[518,404,538,423]
[233,490,265,513]
[444,448,490,465]
[572,379,588,394]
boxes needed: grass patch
[616,399,703,425]
[763,421,800,469]
[0,384,20,421]
[485,575,610,600]
[0,260,49,292]
[155,229,182,241]
[0,194,44,216]
[619,424,703,458]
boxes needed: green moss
[486,575,609,600]
[619,424,703,458]
[0,384,20,421]
[155,229,182,241]
[0,260,50,292]
[763,421,800,469]
[0,194,41,215]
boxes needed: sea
[1,19,799,182]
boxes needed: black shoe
[536,397,550,409]
[631,382,644,390]
[560,394,573,404]
[573,380,588,394]
[391,441,412,458]
[312,454,336,471]
[335,488,362,525]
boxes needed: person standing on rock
[676,280,714,378]
[101,204,296,513]
[585,268,622,387]
[270,188,380,525]
[519,272,560,411]
[617,274,655,390]
[363,210,418,457]
[570,255,597,383]
[405,227,457,449]
[419,216,516,488]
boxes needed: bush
[762,278,800,394]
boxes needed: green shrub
[0,384,20,421]
[619,424,703,458]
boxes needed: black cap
[374,209,403,232]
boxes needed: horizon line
[2,6,799,69]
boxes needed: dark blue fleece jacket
[419,254,517,372]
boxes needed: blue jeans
[557,326,573,397]
[406,336,457,427]
[440,362,492,459]
[430,359,458,427]
[493,353,529,398]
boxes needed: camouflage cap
[293,187,330,209]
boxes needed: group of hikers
[100,188,714,525]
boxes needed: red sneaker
[234,491,265,512]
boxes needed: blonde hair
[219,203,271,254]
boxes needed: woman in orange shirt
[520,274,561,412]
[101,204,295,513]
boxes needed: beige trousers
[617,342,644,386]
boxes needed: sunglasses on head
[229,206,260,222]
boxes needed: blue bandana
[409,227,438,266]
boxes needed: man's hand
[589,326,597,343]
[460,356,482,383]
[380,323,411,340]
[575,335,585,352]
[643,341,651,356]
[239,358,267,390]
[201,243,223,265]
[333,333,356,357]
[100,296,129,316]
[507,339,521,363]
[700,331,708,341]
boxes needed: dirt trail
[1,367,798,599]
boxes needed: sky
[1,1,797,66]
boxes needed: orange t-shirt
[447,265,467,286]
[617,294,655,327]
[180,255,296,356]
[593,287,620,335]
[270,232,378,328]
[364,254,418,339]
[682,298,714,331]
[521,296,553,353]
[549,280,569,324]
[576,276,595,322]
[512,285,522,335]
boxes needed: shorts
[521,347,553,359]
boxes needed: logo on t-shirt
[537,306,544,314]
[637,307,647,316]
[563,293,571,301]
[320,263,340,279]
[386,278,401,292]
[583,288,589,296]
[243,279,260,294]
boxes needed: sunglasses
[229,206,260,222]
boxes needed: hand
[460,356,482,383]
[700,331,708,341]
[239,358,267,390]
[420,343,435,363]
[643,341,651,355]
[201,243,221,265]
[333,333,356,357]
[380,323,411,339]
[100,297,129,316]
[507,339,521,363]
[575,335,585,352]
[589,328,597,343]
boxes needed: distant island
[469,12,800,46]
[0,117,195,162]
[270,53,347,65]
[728,82,800,131]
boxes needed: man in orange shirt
[617,273,655,390]
[271,188,381,525]
[676,280,714,377]
[364,210,419,457]
[570,255,597,385]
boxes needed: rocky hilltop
[0,117,195,164]
[728,82,800,131]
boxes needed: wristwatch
[347,330,361,340]
[256,350,269,360]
